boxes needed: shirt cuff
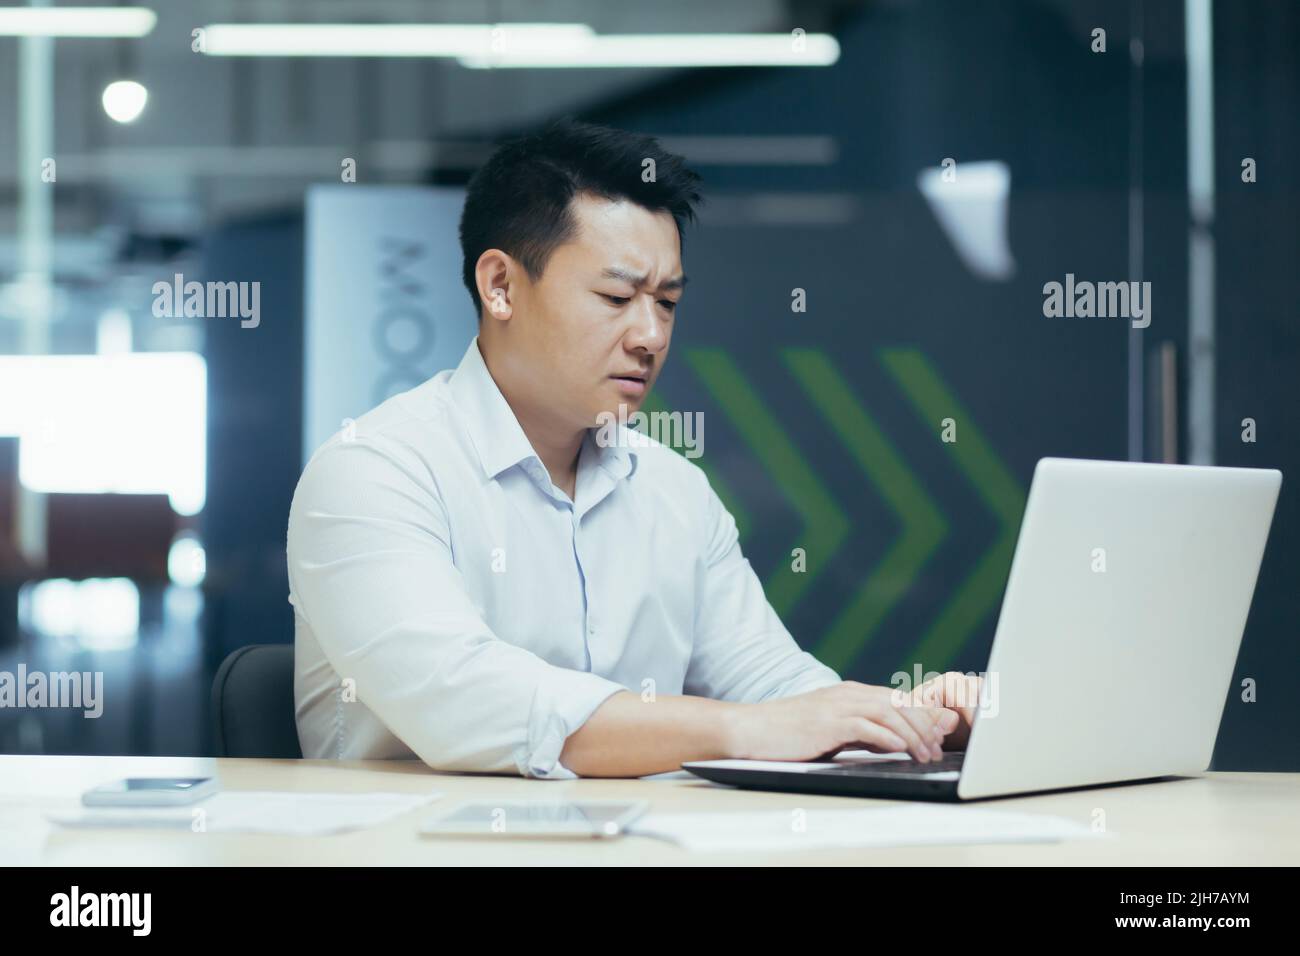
[516,667,627,779]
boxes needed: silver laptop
[684,458,1282,801]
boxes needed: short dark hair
[459,118,703,315]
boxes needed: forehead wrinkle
[601,267,688,292]
[601,266,647,286]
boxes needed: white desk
[2,755,1297,865]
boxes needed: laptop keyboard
[811,751,966,776]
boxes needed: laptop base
[685,762,964,802]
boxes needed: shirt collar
[448,336,638,484]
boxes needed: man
[289,119,979,778]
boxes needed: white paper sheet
[630,805,1099,852]
[45,790,441,835]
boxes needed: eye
[658,299,678,312]
[600,294,631,306]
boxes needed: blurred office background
[0,0,1295,768]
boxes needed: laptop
[684,458,1282,801]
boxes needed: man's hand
[909,671,983,751]
[726,681,961,764]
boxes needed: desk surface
[2,755,1297,865]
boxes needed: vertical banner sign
[303,185,476,463]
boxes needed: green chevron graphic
[648,346,1023,674]
[881,349,1026,672]
[641,389,752,539]
[686,348,850,616]
[784,349,948,673]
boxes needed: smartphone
[420,800,648,839]
[81,777,219,807]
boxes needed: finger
[918,698,961,733]
[945,673,980,725]
[889,701,951,760]
[860,685,944,760]
[918,672,979,726]
[848,718,909,756]
[939,706,961,732]
[917,678,941,707]
[914,673,950,707]
[872,702,938,762]
[932,707,962,749]
[850,685,946,761]
[926,706,961,736]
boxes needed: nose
[623,294,669,354]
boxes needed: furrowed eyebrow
[601,268,646,286]
[601,267,688,292]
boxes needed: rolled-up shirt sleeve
[287,438,625,778]
[683,466,842,702]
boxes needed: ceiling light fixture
[199,23,593,57]
[0,7,156,37]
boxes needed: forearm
[558,690,743,777]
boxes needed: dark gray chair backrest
[211,643,302,758]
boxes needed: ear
[475,249,515,322]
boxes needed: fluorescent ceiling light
[460,33,841,68]
[0,7,156,37]
[197,24,839,67]
[200,22,593,57]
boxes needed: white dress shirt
[288,337,840,777]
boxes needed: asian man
[289,119,979,778]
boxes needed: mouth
[610,371,649,397]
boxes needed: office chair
[211,643,303,758]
